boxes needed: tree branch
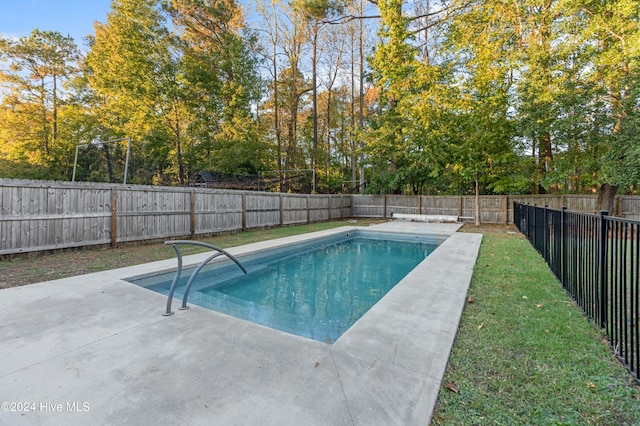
[323,14,381,25]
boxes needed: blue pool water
[129,233,440,343]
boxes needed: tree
[293,0,345,183]
[367,0,419,194]
[513,0,564,194]
[87,0,190,184]
[167,0,268,175]
[254,0,285,172]
[576,0,640,212]
[0,30,81,174]
[317,19,347,177]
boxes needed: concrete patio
[0,222,482,425]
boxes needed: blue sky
[0,0,112,47]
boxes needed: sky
[0,0,113,48]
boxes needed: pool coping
[0,221,482,425]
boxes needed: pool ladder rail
[163,240,248,316]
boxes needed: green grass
[432,232,640,425]
[0,219,384,288]
[3,221,639,423]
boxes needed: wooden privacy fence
[2,178,640,256]
[352,194,640,223]
[0,179,351,256]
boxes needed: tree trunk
[40,77,49,159]
[358,13,365,194]
[52,75,58,153]
[173,104,185,186]
[350,44,357,192]
[311,26,319,175]
[273,47,281,173]
[596,183,618,215]
[326,90,332,174]
[542,132,557,193]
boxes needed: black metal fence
[514,203,639,383]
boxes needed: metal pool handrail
[163,240,248,316]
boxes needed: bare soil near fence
[460,223,521,234]
[0,219,385,289]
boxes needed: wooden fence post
[616,196,622,217]
[503,195,508,224]
[307,195,311,224]
[242,193,247,231]
[111,187,118,247]
[279,194,284,226]
[190,190,196,237]
[383,195,387,218]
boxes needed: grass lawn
[432,226,640,425]
[1,220,638,423]
[0,219,385,288]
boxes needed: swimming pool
[127,230,443,343]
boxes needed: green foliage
[578,0,640,190]
[364,0,420,193]
[0,30,81,177]
[600,71,640,188]
[86,0,189,183]
[82,0,265,185]
[362,0,640,196]
[1,0,638,194]
[366,0,522,196]
[369,0,417,105]
[169,0,267,177]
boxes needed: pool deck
[0,222,482,425]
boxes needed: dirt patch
[0,219,387,289]
[459,223,521,235]
[0,243,167,289]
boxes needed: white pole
[72,145,80,182]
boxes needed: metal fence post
[598,210,609,328]
[544,204,549,262]
[561,206,567,286]
[532,204,537,248]
[528,204,532,243]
